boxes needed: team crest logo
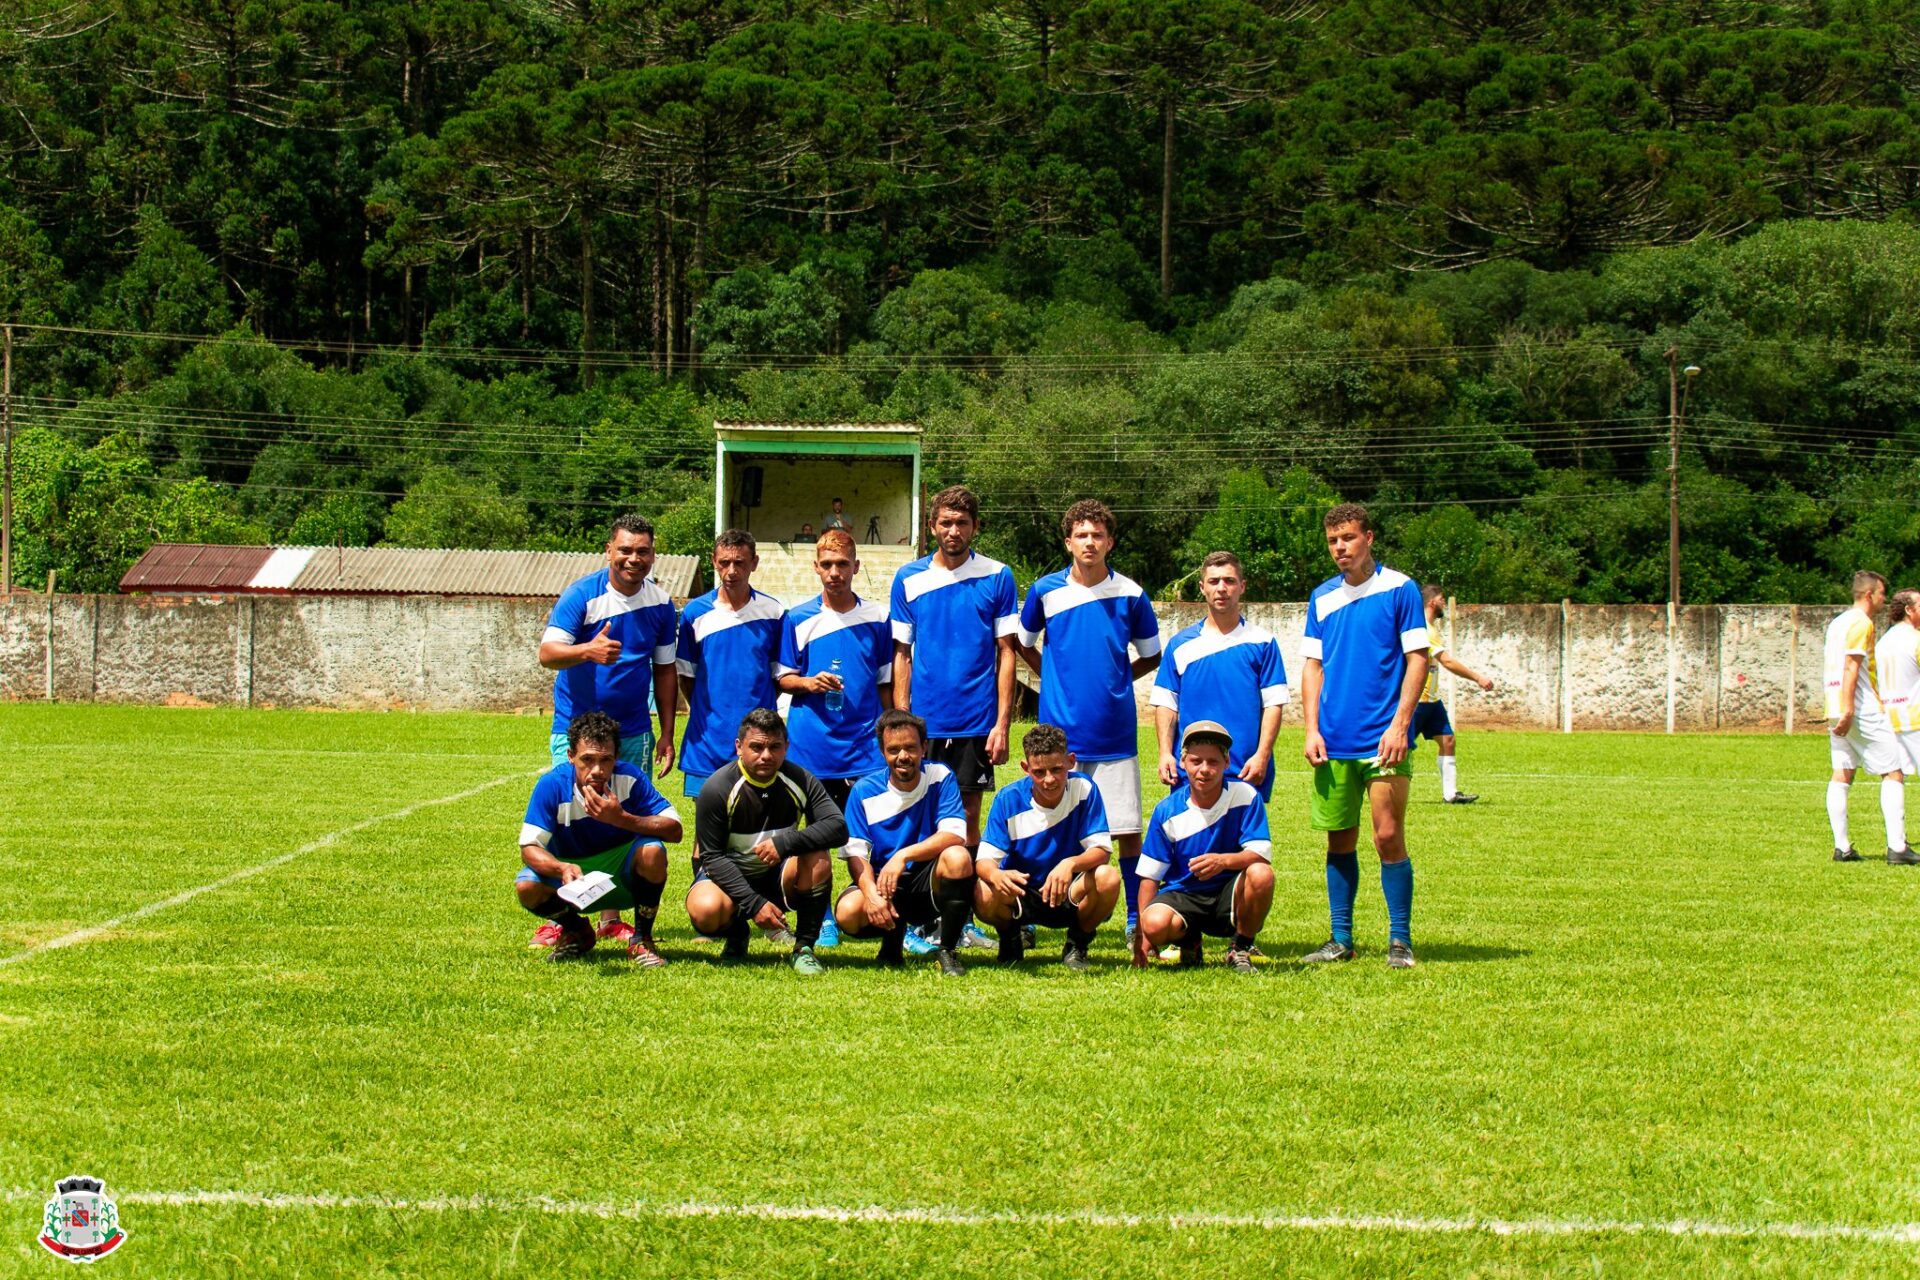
[38,1177,126,1263]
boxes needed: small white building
[712,421,922,550]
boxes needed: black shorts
[690,863,787,936]
[1412,701,1455,740]
[821,776,858,810]
[927,735,995,792]
[1150,877,1241,939]
[1010,871,1097,930]
[836,860,941,935]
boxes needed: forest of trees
[6,0,1920,600]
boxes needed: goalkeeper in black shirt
[687,708,848,973]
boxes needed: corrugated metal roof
[120,544,701,599]
[714,420,921,434]
[120,544,274,592]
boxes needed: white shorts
[1088,757,1143,836]
[1899,731,1920,777]
[1831,712,1907,777]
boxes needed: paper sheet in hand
[557,870,617,910]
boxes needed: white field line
[0,772,532,970]
[0,1188,1915,1245]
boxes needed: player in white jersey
[1825,570,1913,864]
[1875,588,1920,790]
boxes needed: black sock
[878,926,906,963]
[937,871,975,951]
[1067,923,1094,949]
[1232,932,1256,952]
[793,883,829,951]
[529,896,583,924]
[622,870,665,943]
[726,911,752,947]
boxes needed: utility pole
[1665,348,1701,606]
[2,324,12,599]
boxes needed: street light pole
[2,324,12,599]
[1665,348,1700,606]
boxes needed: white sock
[1828,781,1851,850]
[1439,755,1458,800]
[1882,777,1907,853]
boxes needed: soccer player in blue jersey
[535,514,680,949]
[1016,499,1162,943]
[1133,721,1273,974]
[1299,503,1431,970]
[516,712,685,967]
[890,486,1019,847]
[973,723,1121,971]
[1151,550,1287,801]
[678,530,786,796]
[833,709,977,977]
[777,529,894,947]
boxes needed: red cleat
[595,920,635,945]
[628,938,668,969]
[528,921,564,950]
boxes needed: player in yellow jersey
[1824,571,1913,864]
[1875,589,1920,782]
[1415,586,1496,804]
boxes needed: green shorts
[548,729,655,771]
[1310,757,1413,832]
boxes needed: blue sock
[1326,852,1360,945]
[1121,855,1141,929]
[1381,859,1413,944]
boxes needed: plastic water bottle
[825,657,844,712]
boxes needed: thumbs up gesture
[584,622,624,666]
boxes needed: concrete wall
[0,592,1850,731]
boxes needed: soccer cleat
[791,947,826,975]
[936,947,966,978]
[877,934,907,969]
[816,915,841,948]
[1833,846,1863,862]
[760,925,796,947]
[1178,936,1203,969]
[1021,924,1037,949]
[528,921,564,950]
[959,923,994,950]
[1387,940,1417,969]
[1891,846,1920,865]
[1125,923,1137,953]
[595,919,635,945]
[1061,941,1092,973]
[627,938,668,969]
[546,918,596,961]
[998,928,1025,965]
[1444,793,1480,805]
[1158,945,1182,961]
[903,927,938,957]
[1302,939,1356,963]
[1223,945,1256,974]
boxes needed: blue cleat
[816,915,841,948]
[903,926,938,957]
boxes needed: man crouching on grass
[517,711,684,966]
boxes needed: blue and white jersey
[778,594,893,781]
[1301,565,1428,760]
[1017,568,1162,762]
[842,763,968,870]
[977,772,1111,879]
[889,552,1019,738]
[1138,780,1272,897]
[1150,620,1289,794]
[543,570,678,736]
[677,588,786,779]
[519,761,676,862]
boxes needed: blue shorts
[683,773,708,799]
[548,729,655,770]
[1411,701,1454,741]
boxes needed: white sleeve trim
[1016,626,1042,648]
[1080,832,1112,851]
[775,663,799,678]
[1300,636,1324,661]
[1401,626,1431,655]
[1243,839,1273,862]
[1133,633,1164,659]
[891,620,914,644]
[653,644,677,665]
[1147,687,1178,710]
[541,626,574,645]
[994,613,1021,638]
[1260,684,1289,707]
[675,658,696,678]
[937,818,968,838]
[975,842,1007,864]
[842,839,873,861]
[876,664,893,684]
[1136,855,1171,881]
[519,823,553,850]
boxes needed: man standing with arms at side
[1017,499,1162,946]
[890,485,1019,866]
[778,529,895,946]
[1152,550,1287,803]
[1415,584,1497,805]
[1875,588,1920,788]
[534,514,679,950]
[1299,504,1430,970]
[1827,571,1912,863]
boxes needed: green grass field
[3,702,1919,1277]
